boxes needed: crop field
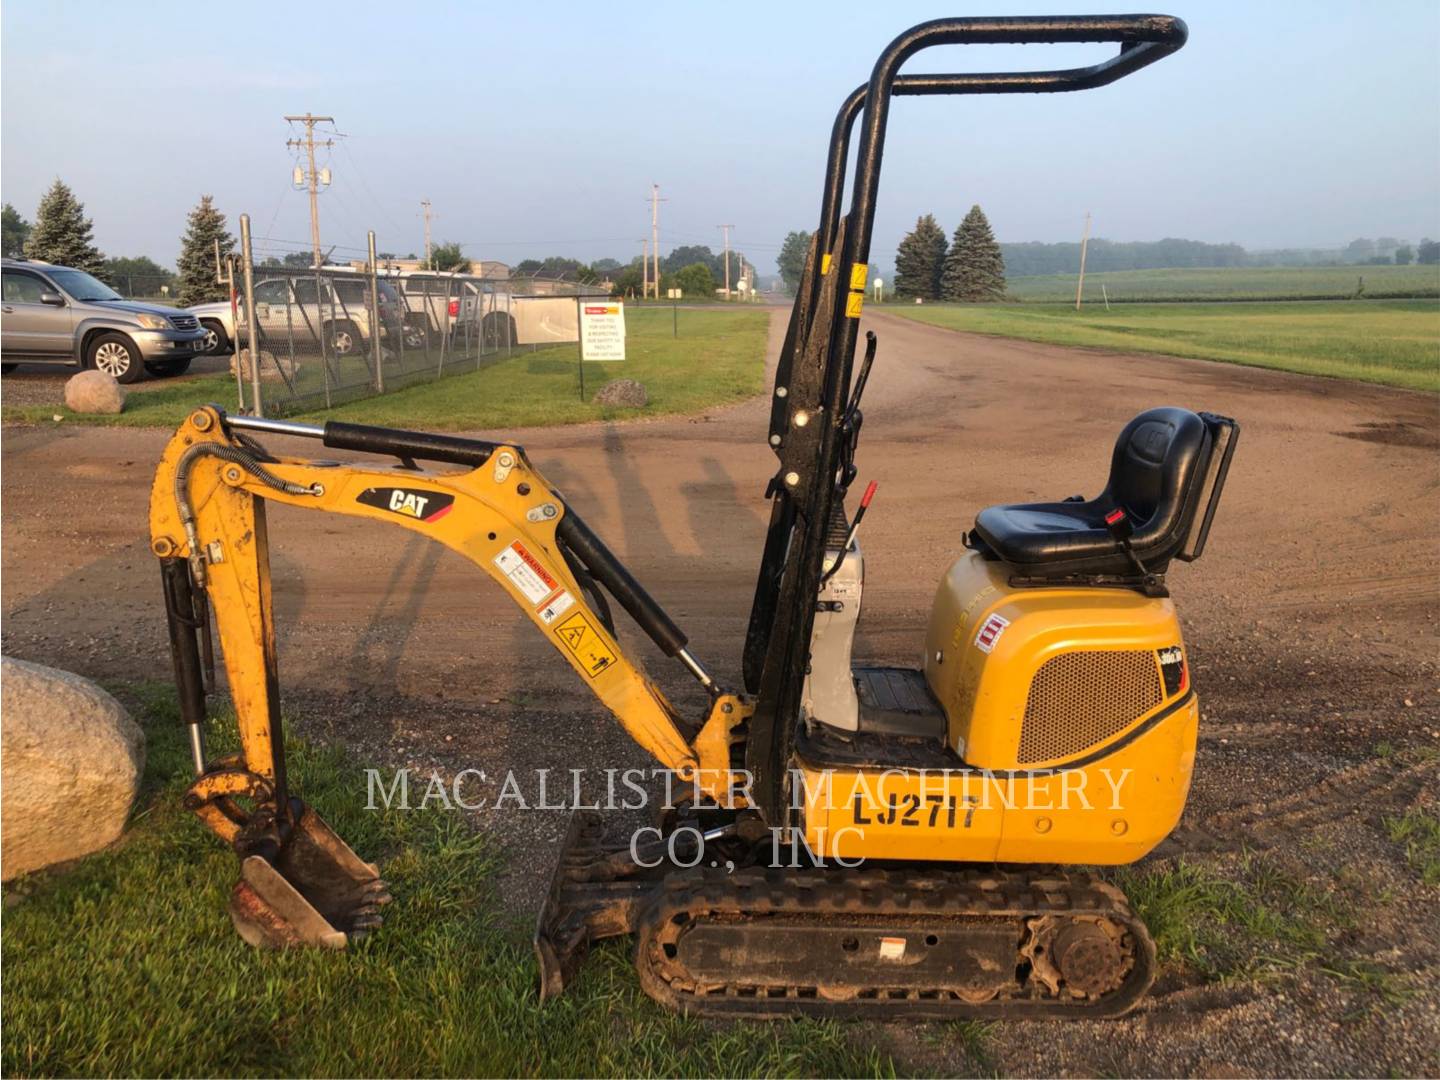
[888,299,1440,391]
[1002,264,1440,303]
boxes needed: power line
[334,138,405,237]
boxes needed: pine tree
[2,203,31,257]
[893,214,948,300]
[177,195,235,306]
[941,204,1007,302]
[23,179,104,274]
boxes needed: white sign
[579,301,626,361]
[666,288,683,299]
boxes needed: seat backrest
[1177,411,1239,562]
[1104,407,1212,555]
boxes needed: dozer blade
[534,810,660,1000]
[229,805,392,950]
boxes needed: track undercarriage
[535,811,1155,1020]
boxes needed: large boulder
[63,370,126,414]
[593,378,648,408]
[1,657,145,880]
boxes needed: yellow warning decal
[820,253,833,276]
[554,610,617,678]
[845,292,865,319]
[849,262,868,290]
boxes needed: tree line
[766,222,1440,296]
[770,207,1007,302]
[507,244,750,300]
[1002,236,1438,274]
[4,180,236,305]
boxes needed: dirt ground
[3,310,1437,1076]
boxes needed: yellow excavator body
[144,14,1245,1020]
[796,554,1196,865]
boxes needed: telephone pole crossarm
[285,113,336,268]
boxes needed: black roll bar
[817,17,1187,262]
[742,15,1188,826]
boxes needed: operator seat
[970,406,1235,579]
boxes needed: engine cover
[923,552,1191,771]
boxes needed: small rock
[232,348,300,384]
[592,378,648,408]
[1,657,145,880]
[63,370,125,415]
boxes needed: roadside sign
[579,301,626,361]
[667,288,683,299]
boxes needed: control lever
[838,332,878,490]
[845,331,879,423]
[820,481,878,586]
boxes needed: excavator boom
[152,406,747,947]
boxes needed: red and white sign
[493,540,560,606]
[974,613,1010,653]
[579,301,626,361]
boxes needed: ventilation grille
[1017,650,1162,764]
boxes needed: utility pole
[639,238,650,301]
[285,113,335,268]
[717,223,734,299]
[421,198,434,269]
[1075,210,1091,311]
[649,184,666,300]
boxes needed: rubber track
[633,864,1156,1020]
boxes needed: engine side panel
[793,551,1199,866]
[923,553,1187,770]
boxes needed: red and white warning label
[493,541,560,606]
[974,613,1010,653]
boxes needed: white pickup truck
[392,274,527,349]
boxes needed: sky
[3,0,1438,277]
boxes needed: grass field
[0,685,897,1078]
[887,300,1440,391]
[1003,264,1440,303]
[1,308,771,431]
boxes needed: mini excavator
[152,14,1239,1018]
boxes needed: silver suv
[189,273,416,358]
[0,258,208,383]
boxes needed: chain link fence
[228,224,607,415]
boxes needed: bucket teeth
[227,804,387,949]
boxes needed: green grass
[1383,809,1440,886]
[1,308,771,431]
[1113,853,1409,1005]
[1,683,892,1078]
[1003,264,1440,303]
[886,299,1440,391]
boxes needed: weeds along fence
[230,225,607,416]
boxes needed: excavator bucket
[228,805,391,950]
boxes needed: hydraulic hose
[174,442,321,585]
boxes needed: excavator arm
[150,405,747,947]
